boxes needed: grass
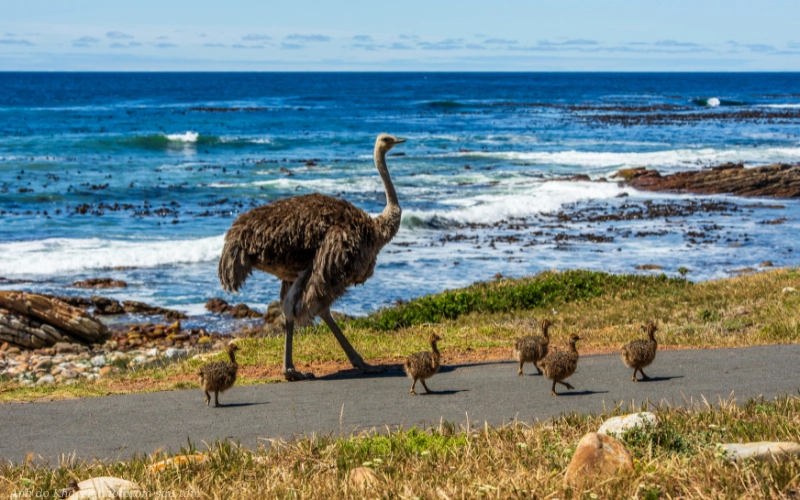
[3,268,800,403]
[3,395,800,498]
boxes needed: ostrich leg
[282,319,315,381]
[280,280,315,381]
[321,308,384,373]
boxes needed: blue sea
[1,73,800,329]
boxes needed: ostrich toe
[283,369,316,381]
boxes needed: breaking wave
[0,236,224,276]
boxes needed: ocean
[1,72,799,330]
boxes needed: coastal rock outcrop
[614,163,800,198]
[72,277,128,289]
[0,291,110,349]
[205,297,268,319]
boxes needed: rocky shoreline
[613,162,800,198]
[0,292,284,387]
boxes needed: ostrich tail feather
[218,240,253,293]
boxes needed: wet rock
[618,163,800,198]
[73,278,127,289]
[597,412,658,436]
[635,264,663,270]
[122,301,187,320]
[564,432,634,486]
[717,442,800,463]
[90,296,125,315]
[205,297,263,319]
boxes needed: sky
[1,0,799,71]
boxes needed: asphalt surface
[2,344,799,464]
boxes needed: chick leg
[410,378,418,396]
[421,379,433,394]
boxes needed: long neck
[648,329,657,344]
[542,323,550,342]
[373,147,402,247]
[228,349,237,365]
[430,339,440,358]
[569,341,579,356]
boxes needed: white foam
[759,104,800,109]
[165,131,199,142]
[440,147,800,172]
[0,235,224,276]
[707,97,721,107]
[403,180,624,225]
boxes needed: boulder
[205,297,263,319]
[717,442,800,464]
[348,467,381,488]
[0,292,109,348]
[564,432,634,486]
[598,412,658,436]
[65,476,143,499]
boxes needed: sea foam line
[0,235,224,276]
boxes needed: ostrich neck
[431,340,441,358]
[570,342,579,356]
[374,148,401,247]
[228,350,238,365]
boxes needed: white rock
[90,355,106,367]
[782,287,797,294]
[132,355,148,365]
[69,476,143,499]
[36,374,55,385]
[164,347,188,361]
[146,348,159,357]
[598,412,658,436]
[717,442,800,463]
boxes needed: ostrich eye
[382,137,390,142]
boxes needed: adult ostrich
[218,133,405,381]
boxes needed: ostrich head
[375,133,406,154]
[568,334,582,344]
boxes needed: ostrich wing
[300,223,378,318]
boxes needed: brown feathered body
[513,319,552,375]
[199,343,239,406]
[621,324,658,381]
[218,193,400,324]
[404,333,442,395]
[539,334,581,395]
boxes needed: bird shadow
[317,365,406,380]
[439,361,511,373]
[417,389,470,396]
[217,401,271,408]
[636,375,684,383]
[556,390,610,397]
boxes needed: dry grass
[2,268,800,403]
[3,395,800,499]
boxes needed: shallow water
[1,72,799,328]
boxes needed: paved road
[2,345,800,464]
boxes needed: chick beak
[393,138,406,144]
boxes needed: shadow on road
[219,402,271,408]
[417,389,470,396]
[638,375,685,383]
[555,390,610,397]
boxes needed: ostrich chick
[621,323,658,382]
[513,318,553,376]
[198,343,240,407]
[539,334,581,396]
[404,333,442,395]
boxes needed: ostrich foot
[283,368,315,381]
